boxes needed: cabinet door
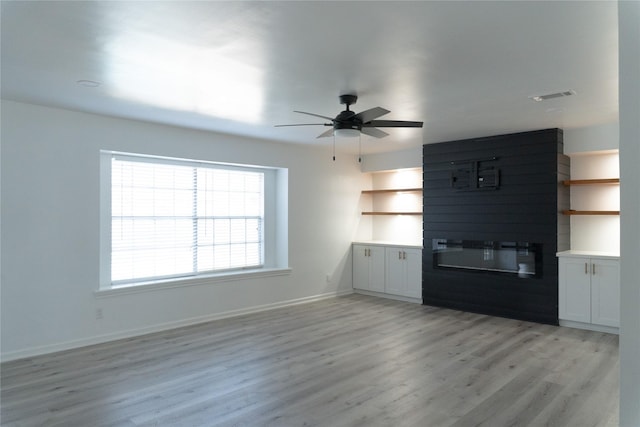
[385,247,406,296]
[368,246,386,293]
[559,257,591,323]
[352,245,370,290]
[590,259,620,327]
[404,248,422,299]
[385,247,422,298]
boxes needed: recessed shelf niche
[361,188,422,215]
[562,177,620,216]
[565,150,620,254]
[361,168,423,244]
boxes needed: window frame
[99,150,289,292]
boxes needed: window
[101,152,287,289]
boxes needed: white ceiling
[1,1,619,154]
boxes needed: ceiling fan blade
[316,128,335,139]
[364,120,423,128]
[360,127,389,139]
[274,123,326,127]
[354,107,390,123]
[294,110,335,121]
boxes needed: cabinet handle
[585,263,588,275]
[399,251,402,260]
[403,251,407,260]
[592,263,596,275]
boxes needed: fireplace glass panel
[432,239,542,278]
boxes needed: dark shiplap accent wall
[422,129,569,325]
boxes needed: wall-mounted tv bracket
[450,157,500,191]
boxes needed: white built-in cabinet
[385,247,422,299]
[558,251,620,332]
[353,243,422,302]
[352,244,385,293]
[557,149,620,333]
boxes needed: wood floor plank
[0,294,619,427]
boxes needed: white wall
[361,146,422,173]
[618,0,640,424]
[0,100,370,361]
[563,122,619,154]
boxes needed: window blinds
[111,155,264,284]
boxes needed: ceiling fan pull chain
[332,133,336,161]
[358,133,362,163]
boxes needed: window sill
[95,267,292,298]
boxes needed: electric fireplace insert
[432,239,542,278]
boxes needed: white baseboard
[559,319,619,335]
[1,289,354,363]
[353,289,422,304]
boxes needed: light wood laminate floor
[1,294,619,427]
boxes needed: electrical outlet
[95,308,103,320]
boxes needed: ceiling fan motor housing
[336,95,361,130]
[335,110,362,131]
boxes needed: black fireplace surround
[422,129,569,325]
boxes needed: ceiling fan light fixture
[334,128,360,138]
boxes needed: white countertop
[556,250,620,259]
[353,241,423,249]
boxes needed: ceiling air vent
[529,90,576,102]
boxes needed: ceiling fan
[275,94,423,139]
